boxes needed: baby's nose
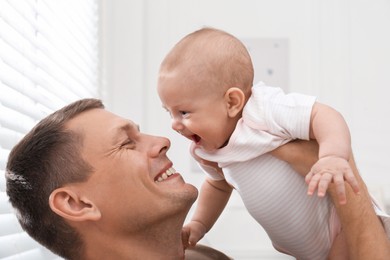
[171,117,184,132]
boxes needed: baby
[157,28,388,259]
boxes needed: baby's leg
[327,230,348,260]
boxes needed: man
[6,99,389,259]
[6,98,229,259]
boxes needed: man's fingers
[333,174,347,205]
[345,170,360,194]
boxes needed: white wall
[100,0,390,258]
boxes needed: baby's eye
[179,111,188,116]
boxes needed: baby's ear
[224,87,246,118]
[49,187,101,222]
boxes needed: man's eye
[121,140,135,149]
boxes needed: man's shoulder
[185,244,232,260]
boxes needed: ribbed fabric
[195,83,390,260]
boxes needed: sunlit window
[0,0,100,258]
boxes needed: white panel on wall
[241,38,289,91]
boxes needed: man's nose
[147,135,171,158]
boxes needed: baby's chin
[191,135,227,152]
[196,143,219,152]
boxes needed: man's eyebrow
[111,122,139,144]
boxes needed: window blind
[0,0,100,259]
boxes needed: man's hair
[160,27,254,96]
[5,98,104,259]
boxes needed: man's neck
[83,220,185,259]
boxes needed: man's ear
[224,87,246,118]
[49,187,101,222]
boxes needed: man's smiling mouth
[155,167,176,183]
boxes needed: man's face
[65,108,198,232]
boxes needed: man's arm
[271,140,390,259]
[270,139,319,177]
[185,244,232,260]
[330,154,390,259]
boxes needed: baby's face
[157,72,237,151]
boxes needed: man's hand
[305,156,360,204]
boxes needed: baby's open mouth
[155,167,176,183]
[191,135,200,143]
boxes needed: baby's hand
[305,156,360,205]
[181,221,207,249]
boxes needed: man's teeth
[155,167,176,182]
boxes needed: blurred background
[1,0,389,259]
